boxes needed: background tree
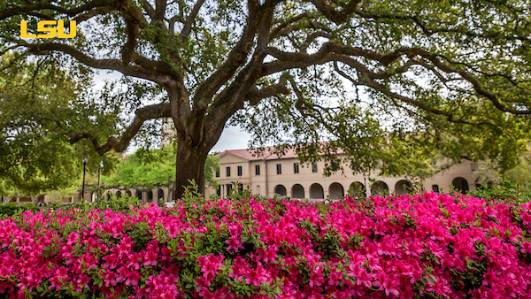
[0,54,118,195]
[102,145,219,190]
[1,0,529,198]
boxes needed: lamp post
[81,157,87,201]
[97,160,103,202]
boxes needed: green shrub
[469,179,530,203]
[0,195,142,217]
[0,202,38,217]
[91,195,142,211]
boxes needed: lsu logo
[20,20,76,39]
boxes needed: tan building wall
[207,148,495,200]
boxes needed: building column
[364,176,371,197]
[264,160,269,198]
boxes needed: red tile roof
[217,146,299,161]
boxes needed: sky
[211,126,251,152]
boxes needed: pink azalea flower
[198,254,225,283]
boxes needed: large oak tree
[1,0,529,198]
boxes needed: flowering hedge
[0,193,529,298]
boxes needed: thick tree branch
[179,0,206,41]
[333,61,498,128]
[140,0,155,18]
[412,50,530,115]
[0,0,121,21]
[271,12,308,38]
[154,0,167,21]
[20,41,167,83]
[121,18,140,64]
[246,80,291,106]
[69,103,171,154]
[192,0,265,109]
[309,0,362,24]
[264,43,530,115]
[354,10,531,42]
[206,1,276,111]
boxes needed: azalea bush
[0,193,529,298]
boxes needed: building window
[293,162,299,174]
[311,162,318,173]
[237,165,243,176]
[226,166,231,177]
[255,164,261,176]
[215,167,220,177]
[276,163,282,175]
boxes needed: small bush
[0,195,142,218]
[469,179,530,203]
[91,195,142,211]
[0,202,38,217]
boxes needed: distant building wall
[207,148,495,200]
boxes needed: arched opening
[35,195,46,206]
[226,184,233,196]
[134,189,142,199]
[274,184,287,197]
[168,188,175,201]
[431,184,440,193]
[394,180,413,195]
[115,191,122,198]
[157,189,165,201]
[371,181,389,196]
[329,182,344,200]
[147,190,153,202]
[291,184,305,199]
[126,190,132,197]
[309,183,324,199]
[105,192,111,200]
[452,177,469,193]
[348,182,366,197]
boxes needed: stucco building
[207,147,494,200]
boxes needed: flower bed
[0,193,529,298]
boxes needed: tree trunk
[174,140,209,199]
